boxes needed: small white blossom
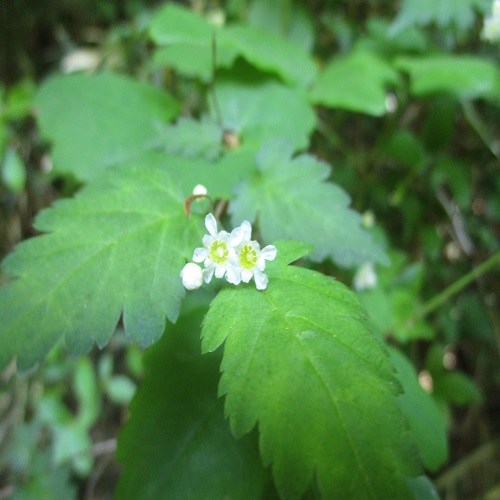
[193,213,243,283]
[353,262,377,291]
[180,263,203,290]
[482,0,500,41]
[231,221,277,290]
[193,184,207,196]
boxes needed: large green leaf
[395,55,499,100]
[310,50,400,116]
[202,241,421,499]
[149,4,317,86]
[116,295,274,499]
[214,76,316,151]
[35,72,179,181]
[0,162,202,371]
[229,142,388,267]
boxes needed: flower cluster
[180,214,277,291]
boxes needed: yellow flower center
[239,244,258,270]
[209,240,229,264]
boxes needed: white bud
[193,184,208,196]
[180,263,203,290]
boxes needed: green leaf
[229,142,388,267]
[104,375,136,405]
[0,162,202,371]
[433,371,483,405]
[10,452,77,500]
[247,0,315,52]
[223,24,317,87]
[391,0,489,32]
[388,347,448,471]
[310,50,400,116]
[214,76,316,151]
[161,148,256,200]
[1,147,26,193]
[202,242,421,499]
[149,4,317,86]
[149,4,237,82]
[73,356,100,429]
[164,116,223,161]
[395,55,499,100]
[35,72,179,181]
[5,78,35,120]
[116,295,273,499]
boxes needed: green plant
[1,1,499,498]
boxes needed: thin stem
[210,32,223,129]
[461,100,499,159]
[415,250,500,320]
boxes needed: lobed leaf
[229,142,388,267]
[0,163,203,371]
[395,55,499,100]
[391,0,489,32]
[310,50,400,116]
[149,4,317,86]
[116,295,273,499]
[214,77,316,152]
[202,241,421,499]
[35,72,179,181]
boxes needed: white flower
[180,263,203,290]
[193,213,243,283]
[353,262,377,291]
[482,0,500,41]
[231,221,277,290]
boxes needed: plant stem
[462,100,499,159]
[415,250,500,320]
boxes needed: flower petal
[193,247,208,262]
[225,264,242,285]
[205,213,218,237]
[240,220,252,241]
[241,269,253,283]
[203,265,215,283]
[260,245,277,261]
[202,234,214,248]
[254,270,269,290]
[215,265,226,279]
[228,226,244,247]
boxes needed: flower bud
[180,263,203,290]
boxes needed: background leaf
[310,50,400,116]
[116,294,274,500]
[388,347,448,471]
[214,76,316,152]
[247,0,315,52]
[395,55,499,100]
[202,242,420,499]
[0,162,202,370]
[149,4,317,86]
[149,4,237,82]
[35,72,179,181]
[229,142,388,267]
[391,0,489,32]
[164,116,223,161]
